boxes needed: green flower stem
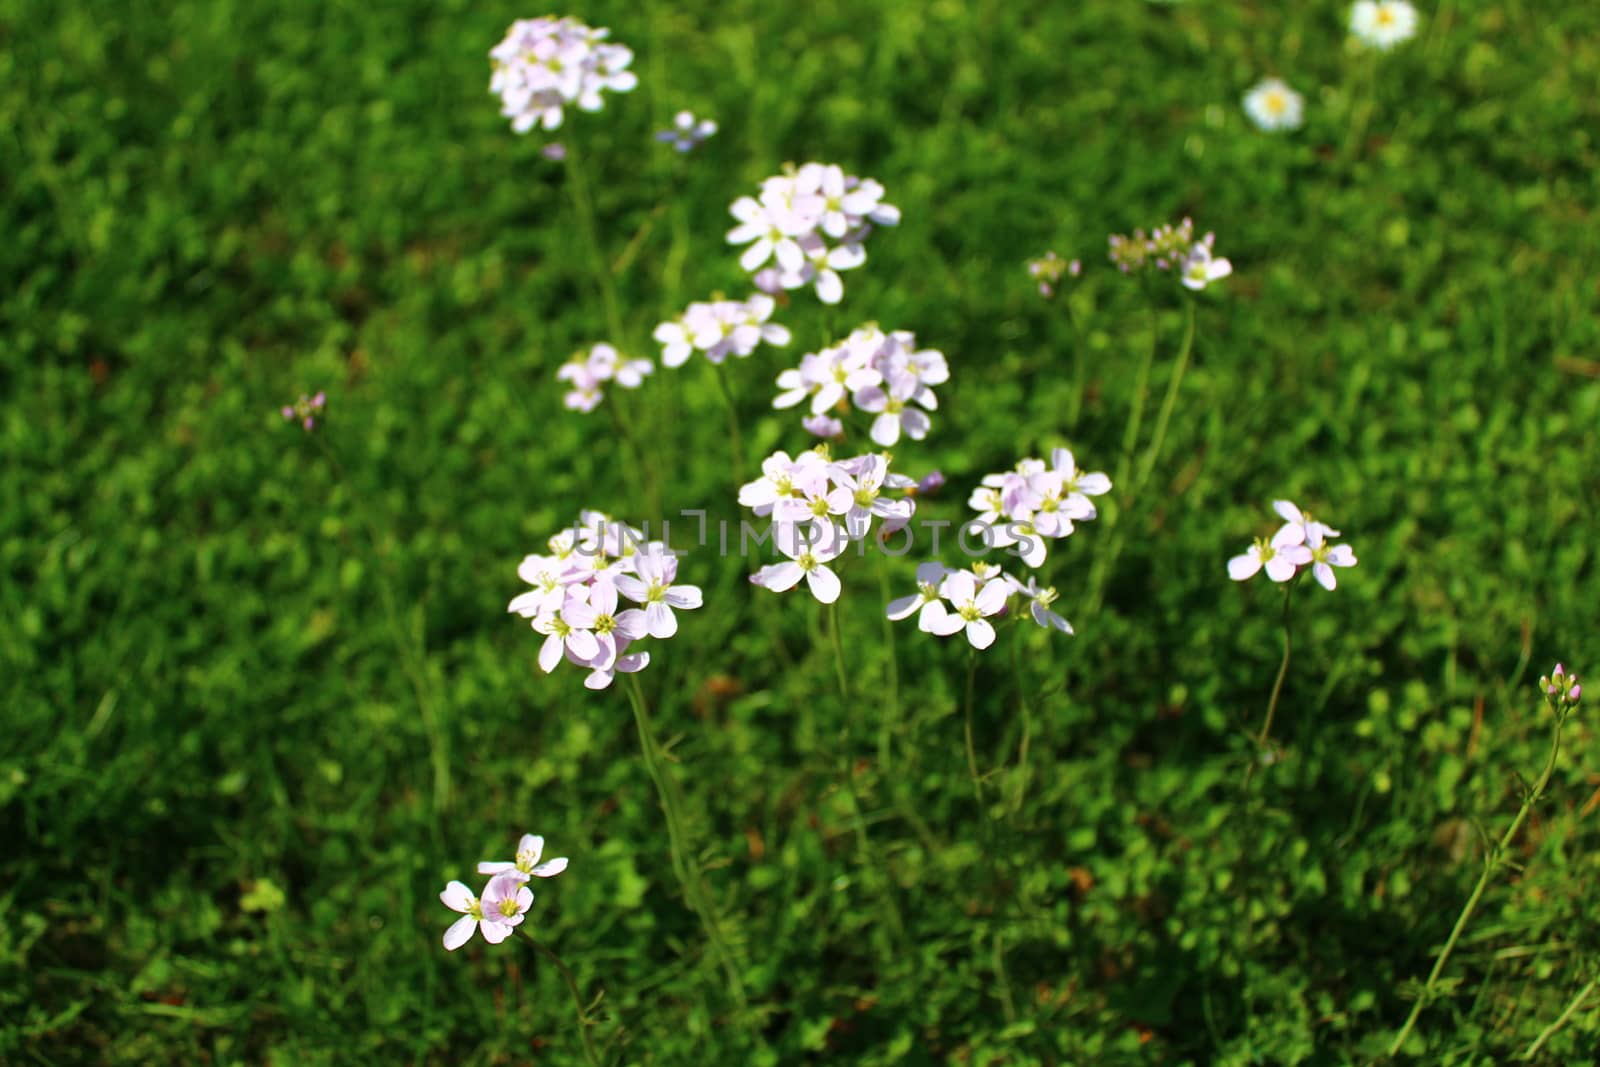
[964,645,984,811]
[1244,578,1296,788]
[562,144,626,350]
[1008,625,1034,818]
[521,933,604,1067]
[314,435,450,813]
[623,674,746,1006]
[708,361,746,485]
[1388,710,1570,1057]
[1134,297,1196,494]
[1522,973,1596,1061]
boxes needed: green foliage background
[4,0,1599,1062]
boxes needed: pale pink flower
[478,833,569,882]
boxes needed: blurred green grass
[3,0,1600,1062]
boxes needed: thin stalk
[964,646,984,810]
[708,362,746,483]
[623,675,746,1005]
[1388,713,1569,1057]
[827,599,850,706]
[1009,626,1034,818]
[314,435,450,811]
[1522,974,1596,1061]
[1114,301,1162,493]
[1061,295,1087,432]
[1244,579,1296,788]
[563,145,626,349]
[877,567,900,775]
[521,933,604,1067]
[1134,297,1196,493]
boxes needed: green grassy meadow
[5,0,1600,1062]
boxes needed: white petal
[443,915,477,951]
[806,565,842,604]
[440,880,475,912]
[886,594,921,620]
[1227,554,1261,581]
[966,618,997,650]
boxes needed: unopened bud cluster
[1538,663,1582,715]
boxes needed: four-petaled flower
[656,110,717,152]
[479,833,569,882]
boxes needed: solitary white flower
[1351,0,1418,49]
[1243,78,1305,132]
[1305,529,1358,590]
[479,833,569,882]
[656,110,716,152]
[886,561,962,634]
[1228,538,1313,583]
[1271,500,1340,547]
[614,546,703,638]
[750,521,847,604]
[441,879,513,950]
[938,570,1010,650]
[1017,577,1074,634]
[1181,244,1233,291]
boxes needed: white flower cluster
[440,833,568,950]
[652,293,791,368]
[772,325,948,447]
[727,163,900,304]
[557,343,652,413]
[1228,500,1357,589]
[739,449,920,603]
[968,449,1112,568]
[887,561,1072,650]
[489,17,637,134]
[507,512,703,689]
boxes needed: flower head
[557,343,652,412]
[479,833,569,882]
[1243,78,1305,132]
[510,513,695,688]
[1180,243,1233,292]
[1351,1,1419,50]
[490,17,636,134]
[772,325,945,443]
[1026,251,1079,298]
[654,294,790,368]
[656,110,717,152]
[968,450,1110,569]
[281,392,326,431]
[1229,500,1354,587]
[727,163,898,304]
[1539,663,1583,713]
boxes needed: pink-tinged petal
[515,886,534,911]
[583,669,616,690]
[807,565,842,604]
[1264,556,1299,582]
[870,413,901,447]
[815,270,844,304]
[645,601,677,638]
[530,857,568,878]
[589,580,618,616]
[975,580,1009,616]
[479,920,514,945]
[1313,562,1337,590]
[441,880,475,912]
[615,651,650,674]
[566,629,599,662]
[614,608,648,640]
[1326,545,1357,567]
[941,570,977,604]
[663,584,702,609]
[1279,544,1313,565]
[1015,534,1047,568]
[886,594,921,620]
[507,591,543,617]
[915,561,948,585]
[443,915,477,951]
[1227,554,1261,581]
[740,237,774,272]
[517,834,543,861]
[563,601,598,628]
[762,561,805,592]
[924,604,966,636]
[614,574,649,603]
[538,632,564,673]
[966,618,997,650]
[1273,500,1303,524]
[477,861,515,875]
[1076,472,1111,496]
[775,238,805,273]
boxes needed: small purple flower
[541,142,567,161]
[281,392,326,431]
[915,470,946,496]
[655,110,717,153]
